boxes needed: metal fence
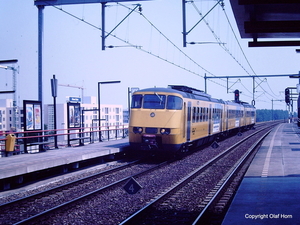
[0,124,129,157]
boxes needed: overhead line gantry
[205,72,300,106]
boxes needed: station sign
[69,97,81,103]
[131,87,139,94]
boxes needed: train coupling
[141,134,159,150]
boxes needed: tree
[256,109,289,122]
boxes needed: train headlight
[133,127,143,134]
[160,128,170,135]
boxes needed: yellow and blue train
[129,85,255,153]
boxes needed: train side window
[167,95,183,110]
[192,107,196,123]
[229,109,233,119]
[131,95,143,108]
[200,108,203,122]
[197,107,200,122]
[216,108,219,120]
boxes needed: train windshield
[131,94,183,110]
[143,94,166,109]
[166,95,183,110]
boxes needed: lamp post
[98,81,121,142]
[51,75,58,149]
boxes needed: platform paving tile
[0,138,129,179]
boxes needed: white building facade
[44,96,125,141]
[0,99,23,131]
[0,97,126,143]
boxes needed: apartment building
[0,97,126,141]
[44,96,124,140]
[0,99,23,131]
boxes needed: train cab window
[166,95,183,110]
[143,94,166,109]
[131,95,143,108]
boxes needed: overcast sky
[1,0,299,110]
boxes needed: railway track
[0,157,169,225]
[119,122,278,224]
[1,121,279,224]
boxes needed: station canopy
[229,0,300,47]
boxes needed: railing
[0,124,129,157]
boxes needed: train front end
[129,88,184,153]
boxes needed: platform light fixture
[98,81,121,142]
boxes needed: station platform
[0,138,130,182]
[222,123,300,225]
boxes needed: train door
[220,106,223,132]
[208,104,212,135]
[187,102,192,141]
[225,105,229,130]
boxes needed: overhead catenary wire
[221,3,282,100]
[117,3,228,87]
[49,2,281,103]
[50,3,226,89]
[190,1,281,101]
[190,1,251,76]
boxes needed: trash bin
[6,134,16,152]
